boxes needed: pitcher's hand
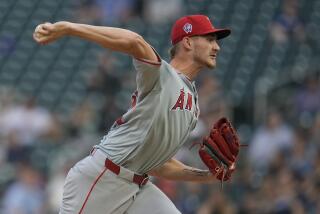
[33,21,70,45]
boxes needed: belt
[90,148,149,187]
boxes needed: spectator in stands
[0,35,16,57]
[0,87,17,115]
[93,0,142,25]
[289,130,313,178]
[248,109,294,170]
[0,97,55,162]
[254,175,277,213]
[197,187,236,214]
[271,167,305,213]
[238,191,261,214]
[177,182,203,214]
[0,97,54,145]
[310,112,320,149]
[294,73,320,121]
[2,162,46,214]
[294,159,319,213]
[74,0,103,24]
[67,99,96,137]
[143,0,184,24]
[314,155,320,212]
[269,0,305,44]
[187,75,228,140]
[97,96,127,133]
[75,0,144,25]
[197,75,229,129]
[86,52,121,97]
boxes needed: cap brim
[202,28,231,40]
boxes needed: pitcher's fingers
[42,22,54,31]
[36,26,50,35]
[34,34,48,45]
[35,24,41,31]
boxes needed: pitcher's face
[192,34,220,69]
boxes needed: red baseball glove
[199,117,240,182]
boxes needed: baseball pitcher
[33,15,241,214]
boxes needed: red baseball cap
[171,15,231,45]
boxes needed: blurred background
[0,0,319,213]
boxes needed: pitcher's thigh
[127,183,181,214]
[60,157,138,214]
[59,166,86,214]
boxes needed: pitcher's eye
[206,35,217,42]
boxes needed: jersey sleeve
[132,48,162,96]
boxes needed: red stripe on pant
[78,168,108,214]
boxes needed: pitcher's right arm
[33,21,158,62]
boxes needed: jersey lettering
[185,93,192,111]
[172,88,185,110]
[172,88,194,112]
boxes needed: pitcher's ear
[181,37,193,51]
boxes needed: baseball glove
[199,117,240,182]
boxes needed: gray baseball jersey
[96,57,199,174]
[60,55,200,214]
